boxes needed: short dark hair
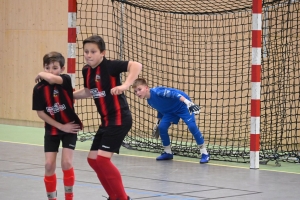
[83,35,106,52]
[132,78,148,89]
[43,52,65,68]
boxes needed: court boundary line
[1,140,299,175]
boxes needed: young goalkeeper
[132,78,210,164]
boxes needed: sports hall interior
[1,0,300,199]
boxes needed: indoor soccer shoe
[107,196,132,200]
[156,152,173,160]
[200,154,210,164]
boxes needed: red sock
[63,168,75,200]
[44,174,57,200]
[96,155,128,200]
[87,158,116,199]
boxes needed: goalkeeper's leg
[156,121,173,160]
[182,114,210,164]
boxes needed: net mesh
[75,0,300,163]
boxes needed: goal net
[75,0,300,163]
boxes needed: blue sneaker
[200,154,210,164]
[156,152,173,160]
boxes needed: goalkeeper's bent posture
[132,78,210,164]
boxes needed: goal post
[73,0,300,165]
[250,0,262,169]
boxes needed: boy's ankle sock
[199,144,208,155]
[63,168,75,200]
[87,157,116,199]
[44,174,57,200]
[164,145,172,154]
[96,155,128,200]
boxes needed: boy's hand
[35,74,42,83]
[111,84,129,95]
[60,121,81,134]
[183,99,201,115]
[188,105,201,115]
[152,119,161,139]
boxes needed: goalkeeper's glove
[184,99,201,115]
[152,119,161,139]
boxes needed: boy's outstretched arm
[124,61,143,88]
[73,88,92,99]
[36,111,81,134]
[111,61,142,95]
[35,72,63,84]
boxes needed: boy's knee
[158,122,171,133]
[186,121,199,132]
[61,160,73,170]
[45,161,56,173]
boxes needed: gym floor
[1,124,300,200]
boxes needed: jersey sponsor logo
[90,88,106,98]
[53,89,59,97]
[95,74,101,82]
[102,145,110,149]
[46,103,66,115]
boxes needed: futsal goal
[72,0,300,164]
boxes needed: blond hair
[132,78,148,88]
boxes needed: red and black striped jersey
[32,74,82,135]
[82,57,132,127]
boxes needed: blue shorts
[160,107,195,124]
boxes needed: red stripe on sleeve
[110,76,121,125]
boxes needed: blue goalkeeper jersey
[147,87,191,116]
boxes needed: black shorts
[44,133,77,152]
[90,124,132,154]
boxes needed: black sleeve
[32,84,45,111]
[60,74,73,90]
[108,60,129,77]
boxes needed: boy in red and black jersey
[81,58,132,127]
[32,51,82,200]
[74,35,142,200]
